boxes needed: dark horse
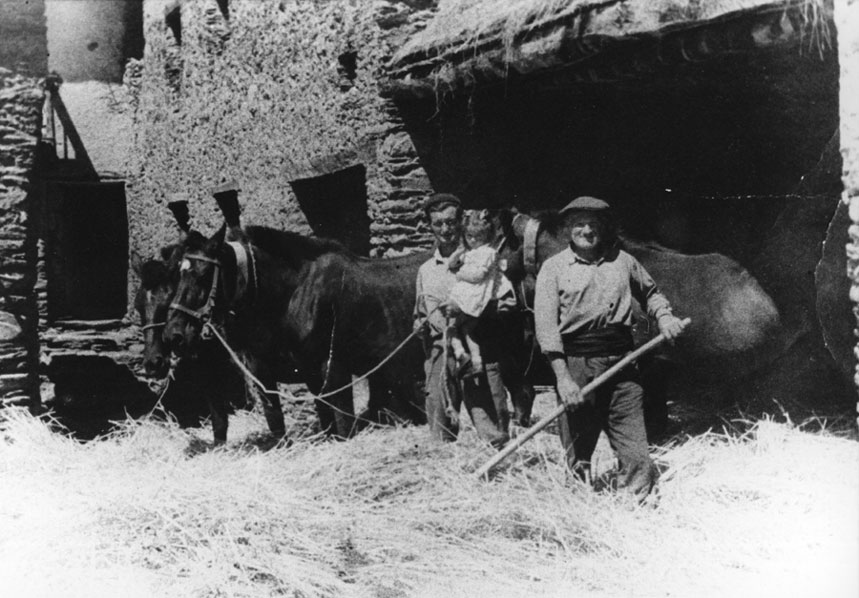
[133,240,247,443]
[164,225,428,438]
[496,209,795,395]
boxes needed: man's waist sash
[562,325,633,357]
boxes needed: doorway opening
[290,164,371,255]
[44,180,128,321]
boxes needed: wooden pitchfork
[474,318,691,479]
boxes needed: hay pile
[1,406,856,598]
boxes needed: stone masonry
[836,0,859,422]
[0,0,47,410]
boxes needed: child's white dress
[448,245,515,317]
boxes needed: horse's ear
[130,251,144,275]
[212,180,241,226]
[213,188,245,242]
[167,198,191,232]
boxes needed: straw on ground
[0,406,856,598]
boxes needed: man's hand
[448,247,466,271]
[548,354,584,410]
[658,314,687,342]
[557,374,584,410]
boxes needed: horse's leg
[502,312,536,428]
[199,347,243,445]
[208,392,229,445]
[483,362,511,433]
[639,355,669,442]
[302,368,336,435]
[367,373,401,425]
[318,359,355,439]
[367,347,427,426]
[245,354,285,437]
[499,360,535,428]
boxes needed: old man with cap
[414,192,509,448]
[534,196,685,500]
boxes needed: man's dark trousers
[556,353,659,500]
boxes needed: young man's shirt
[414,246,461,340]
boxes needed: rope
[202,314,432,422]
[440,324,459,426]
[143,364,176,419]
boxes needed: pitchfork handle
[474,317,691,480]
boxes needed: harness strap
[523,217,541,278]
[227,241,250,304]
[184,253,221,266]
[169,301,210,320]
[141,322,165,331]
[169,241,259,328]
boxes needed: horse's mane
[245,226,350,264]
[139,259,171,290]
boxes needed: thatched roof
[387,0,831,96]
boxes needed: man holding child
[414,193,512,448]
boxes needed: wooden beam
[44,76,99,180]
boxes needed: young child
[446,209,515,374]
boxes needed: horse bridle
[169,253,222,326]
[168,242,257,331]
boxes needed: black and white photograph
[0,0,857,596]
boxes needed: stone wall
[836,0,859,419]
[127,0,438,278]
[0,0,47,409]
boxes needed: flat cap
[211,179,240,196]
[559,196,611,215]
[424,192,462,213]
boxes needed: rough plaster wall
[126,0,436,295]
[836,0,859,413]
[56,81,134,178]
[46,0,142,84]
[0,0,46,409]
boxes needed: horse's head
[133,251,177,377]
[499,209,571,305]
[163,228,228,355]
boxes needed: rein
[202,306,439,424]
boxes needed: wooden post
[836,0,859,428]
